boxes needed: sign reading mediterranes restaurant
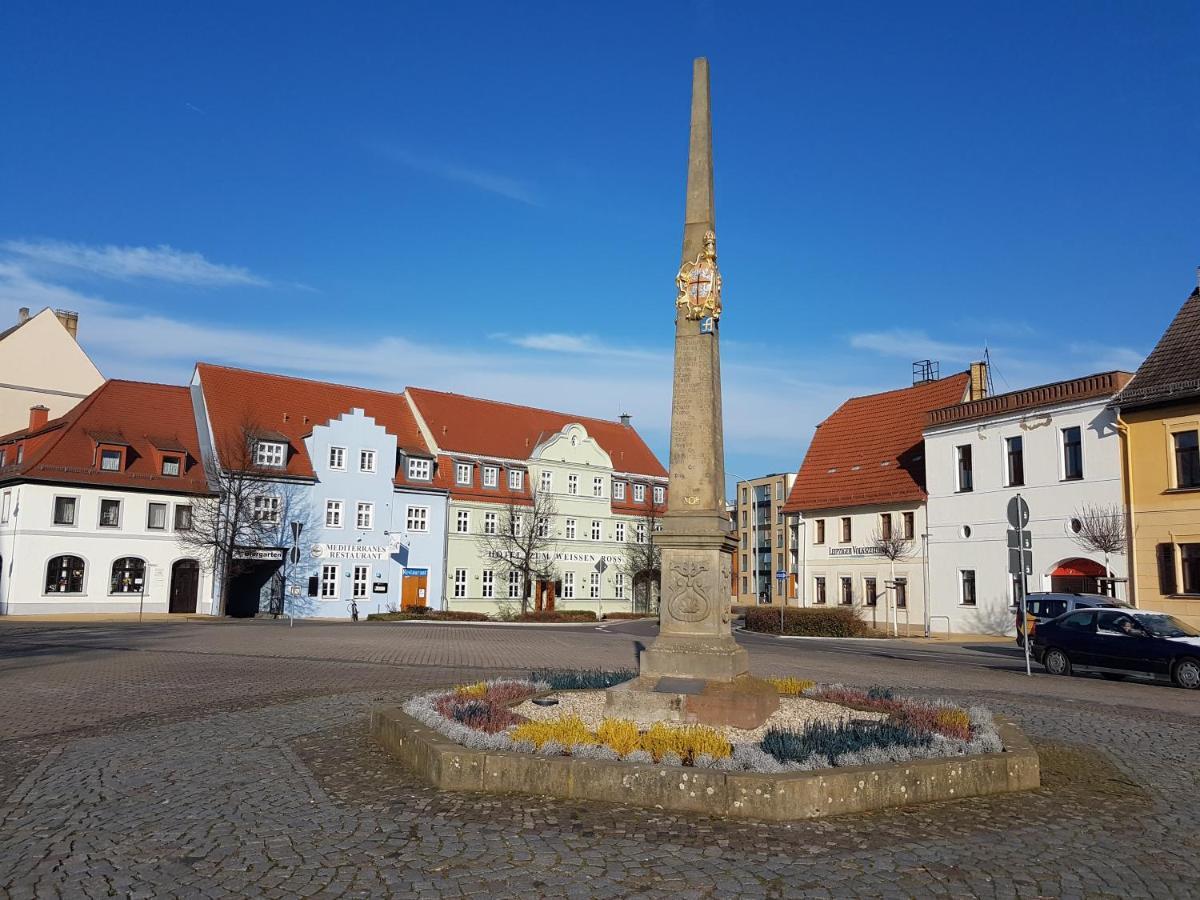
[310,543,391,561]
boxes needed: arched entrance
[169,559,200,613]
[1049,558,1106,595]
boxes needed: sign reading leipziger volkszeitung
[827,546,886,557]
[309,543,391,560]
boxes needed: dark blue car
[1032,608,1200,689]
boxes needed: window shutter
[1156,543,1177,595]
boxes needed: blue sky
[1,1,1197,489]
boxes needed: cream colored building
[733,473,795,605]
[0,307,103,435]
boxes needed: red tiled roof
[782,373,971,513]
[0,380,211,494]
[405,387,666,477]
[195,364,433,484]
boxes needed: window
[902,512,914,540]
[540,470,553,492]
[329,447,346,470]
[484,511,498,535]
[815,519,825,544]
[481,569,494,598]
[536,517,549,538]
[1006,436,1024,487]
[352,565,369,599]
[456,509,470,533]
[590,571,601,599]
[483,466,499,488]
[840,576,853,605]
[865,577,877,607]
[956,445,974,492]
[814,577,826,604]
[776,481,784,501]
[1182,544,1200,595]
[45,555,85,593]
[591,520,601,541]
[53,496,77,526]
[1059,611,1095,632]
[562,572,575,599]
[509,469,524,491]
[593,476,604,497]
[636,522,646,544]
[100,448,122,471]
[568,474,579,495]
[880,514,892,541]
[1157,543,1178,595]
[613,480,626,501]
[453,568,467,598]
[161,456,181,477]
[326,500,343,528]
[741,533,747,548]
[653,486,665,505]
[174,504,192,531]
[741,510,747,527]
[110,557,145,594]
[508,570,522,599]
[147,502,167,531]
[615,574,625,600]
[960,569,977,606]
[357,502,375,529]
[840,517,851,543]
[895,578,907,609]
[741,576,748,595]
[565,518,576,539]
[456,462,473,485]
[615,522,626,542]
[254,496,281,524]
[405,506,428,532]
[1062,427,1083,480]
[777,509,784,525]
[0,490,10,523]
[255,441,286,468]
[359,449,376,473]
[99,498,121,528]
[1174,431,1200,489]
[512,514,523,537]
[407,457,432,481]
[16,445,22,464]
[320,564,338,599]
[741,486,747,503]
[653,520,662,533]
[633,484,646,503]
[742,553,748,571]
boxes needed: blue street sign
[700,317,714,334]
[776,570,787,581]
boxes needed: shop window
[46,555,85,593]
[814,576,826,604]
[110,557,146,594]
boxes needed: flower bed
[402,676,1004,775]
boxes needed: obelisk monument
[607,58,777,729]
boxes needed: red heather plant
[483,682,539,705]
[808,685,974,741]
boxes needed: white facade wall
[0,482,211,615]
[924,397,1126,635]
[792,502,928,635]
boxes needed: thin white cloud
[2,239,270,287]
[849,329,983,363]
[371,144,540,206]
[493,331,666,362]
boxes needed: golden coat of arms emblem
[675,230,722,321]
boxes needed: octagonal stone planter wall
[370,705,1040,821]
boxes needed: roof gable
[0,308,103,392]
[1114,286,1200,409]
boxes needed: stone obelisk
[607,58,777,729]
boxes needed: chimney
[619,413,632,426]
[54,309,79,341]
[968,360,989,402]
[28,405,49,431]
[17,307,30,324]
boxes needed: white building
[0,380,214,615]
[923,371,1133,635]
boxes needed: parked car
[1032,608,1200,688]
[1015,592,1130,646]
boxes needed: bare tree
[178,422,313,617]
[871,526,914,637]
[1070,503,1127,583]
[620,501,665,615]
[476,490,559,614]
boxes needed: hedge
[743,606,873,638]
[602,612,649,620]
[366,609,491,622]
[517,609,598,623]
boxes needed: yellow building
[1114,281,1200,625]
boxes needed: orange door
[402,574,428,609]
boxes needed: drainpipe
[1115,413,1137,607]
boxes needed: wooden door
[402,573,428,610]
[169,559,200,613]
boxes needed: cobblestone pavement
[1,619,1198,897]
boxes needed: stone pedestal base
[605,674,779,730]
[639,633,748,682]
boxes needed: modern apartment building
[733,473,795,605]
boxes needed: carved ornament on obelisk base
[606,58,778,730]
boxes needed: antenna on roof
[912,360,939,385]
[983,345,995,396]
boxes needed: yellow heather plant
[639,723,732,763]
[596,719,641,757]
[767,676,815,696]
[510,716,597,750]
[454,682,488,698]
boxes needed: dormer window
[16,445,23,464]
[407,457,432,481]
[508,469,523,491]
[483,466,499,489]
[653,486,665,505]
[255,441,286,468]
[633,483,646,503]
[613,480,626,501]
[456,462,472,485]
[161,455,182,477]
[100,448,123,471]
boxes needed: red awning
[1052,558,1105,577]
